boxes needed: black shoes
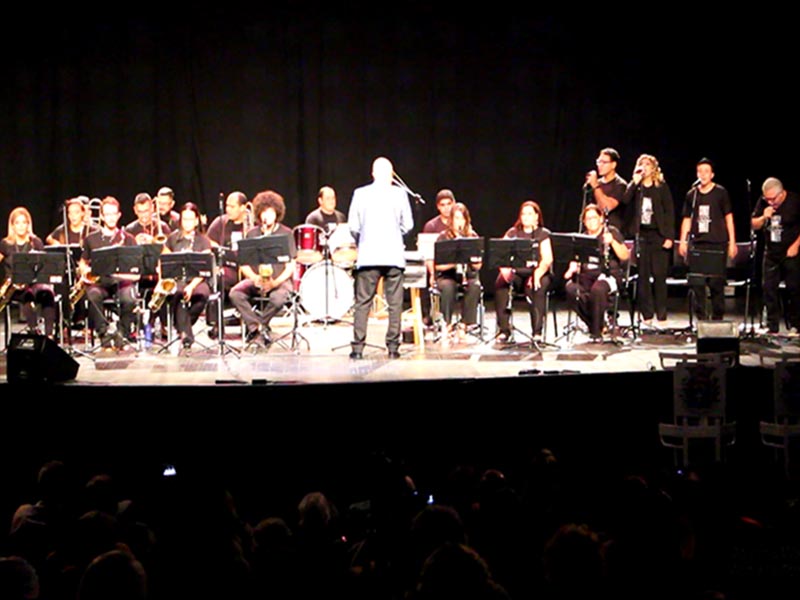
[349,351,363,360]
[245,328,260,344]
[387,350,401,359]
[208,325,219,340]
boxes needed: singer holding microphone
[585,147,629,233]
[623,154,675,328]
[751,177,800,335]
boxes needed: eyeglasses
[596,159,612,165]
[763,193,783,204]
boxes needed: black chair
[658,352,736,467]
[759,357,800,478]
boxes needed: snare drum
[299,261,354,320]
[293,224,325,265]
[327,224,358,268]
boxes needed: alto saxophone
[148,278,177,311]
[69,274,100,310]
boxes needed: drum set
[292,223,357,323]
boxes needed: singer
[678,158,736,321]
[623,154,675,327]
[751,177,800,335]
[585,147,629,233]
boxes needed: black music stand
[157,251,215,354]
[239,234,308,353]
[550,232,602,345]
[434,237,487,342]
[11,251,67,344]
[686,246,727,330]
[87,245,145,353]
[486,238,555,351]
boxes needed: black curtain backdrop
[2,9,798,266]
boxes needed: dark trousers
[637,231,670,321]
[763,252,800,331]
[494,272,551,336]
[230,278,292,332]
[689,276,726,321]
[566,271,613,338]
[351,266,404,353]
[86,281,137,336]
[169,281,210,342]
[17,284,57,336]
[436,274,481,326]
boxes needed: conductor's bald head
[371,157,394,184]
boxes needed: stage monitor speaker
[696,320,739,364]
[7,333,79,384]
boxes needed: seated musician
[78,197,138,348]
[494,200,553,342]
[229,190,295,345]
[563,203,629,342]
[432,202,482,337]
[155,186,181,231]
[0,207,57,337]
[46,196,99,246]
[205,191,250,339]
[46,197,98,329]
[125,192,171,244]
[161,202,213,351]
[305,185,346,236]
[126,192,171,339]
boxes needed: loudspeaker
[7,334,79,383]
[696,320,739,363]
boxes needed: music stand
[486,238,536,271]
[486,238,553,351]
[87,245,145,353]
[686,246,727,330]
[238,234,307,352]
[433,237,487,341]
[550,232,602,345]
[157,251,216,354]
[11,251,67,346]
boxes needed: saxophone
[148,277,177,311]
[69,274,100,310]
[0,277,24,315]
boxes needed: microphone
[691,178,702,188]
[218,192,225,217]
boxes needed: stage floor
[2,295,798,386]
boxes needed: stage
[1,295,797,386]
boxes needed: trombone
[85,197,103,228]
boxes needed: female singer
[563,204,629,341]
[623,153,674,327]
[433,202,482,336]
[494,201,553,342]
[162,202,213,351]
[0,207,57,337]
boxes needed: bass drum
[299,261,354,320]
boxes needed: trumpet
[148,278,177,312]
[153,202,168,244]
[69,274,100,310]
[256,263,273,296]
